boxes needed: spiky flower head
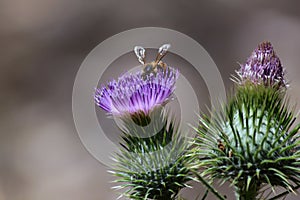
[111,121,195,200]
[94,67,179,122]
[110,101,196,200]
[236,42,286,88]
[193,42,300,199]
[194,84,300,199]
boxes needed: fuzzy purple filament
[237,42,286,87]
[94,67,179,116]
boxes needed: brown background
[1,0,300,199]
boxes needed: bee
[134,44,170,78]
[217,139,233,158]
[217,139,226,152]
[228,150,233,158]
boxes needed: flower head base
[111,135,194,200]
[94,67,179,120]
[236,42,286,88]
[194,84,300,199]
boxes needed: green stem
[235,181,259,200]
[191,170,226,200]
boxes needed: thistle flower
[97,44,196,200]
[193,42,300,200]
[110,99,197,200]
[94,67,179,123]
[236,42,286,88]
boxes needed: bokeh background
[1,0,300,199]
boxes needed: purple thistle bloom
[94,67,179,117]
[236,42,286,88]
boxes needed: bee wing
[156,44,171,63]
[134,46,146,65]
[158,44,171,55]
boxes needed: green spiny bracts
[193,83,300,200]
[111,109,196,200]
[119,108,174,153]
[223,83,288,160]
[110,135,195,200]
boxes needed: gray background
[1,0,300,199]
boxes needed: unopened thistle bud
[236,42,287,88]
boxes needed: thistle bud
[236,42,286,88]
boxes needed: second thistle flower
[193,42,300,200]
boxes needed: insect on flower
[217,139,226,152]
[94,44,179,121]
[134,44,171,78]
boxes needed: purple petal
[94,67,179,116]
[236,42,286,88]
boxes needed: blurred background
[1,0,300,199]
